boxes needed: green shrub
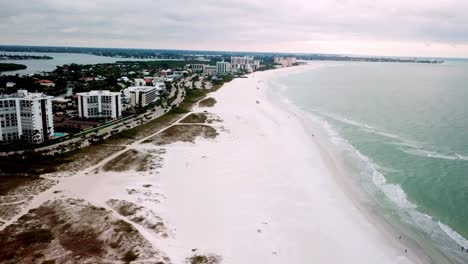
[123,250,138,263]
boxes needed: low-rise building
[191,64,206,73]
[77,90,121,119]
[34,79,55,87]
[0,90,54,143]
[134,78,146,86]
[153,81,166,91]
[203,65,217,75]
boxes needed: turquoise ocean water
[271,61,468,263]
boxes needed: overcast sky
[1,0,468,57]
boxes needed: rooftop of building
[76,90,120,96]
[34,79,54,84]
[125,86,161,92]
[0,89,53,100]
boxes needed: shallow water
[272,61,468,263]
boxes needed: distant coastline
[0,63,27,72]
[0,53,53,60]
[0,45,444,64]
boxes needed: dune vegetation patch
[144,125,218,145]
[186,253,222,264]
[102,149,153,172]
[107,199,170,238]
[198,97,217,107]
[0,198,169,264]
[180,113,209,124]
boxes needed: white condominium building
[231,56,260,73]
[216,61,231,75]
[0,90,54,143]
[274,57,297,67]
[77,90,122,119]
[123,86,159,107]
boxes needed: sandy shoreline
[151,66,429,263]
[0,66,437,263]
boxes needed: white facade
[231,56,260,73]
[153,81,166,90]
[134,78,146,86]
[77,90,121,119]
[123,86,159,107]
[0,90,54,143]
[274,57,297,67]
[203,65,217,75]
[191,64,206,73]
[216,61,231,75]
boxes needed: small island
[0,53,53,60]
[0,63,27,72]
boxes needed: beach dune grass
[180,113,208,124]
[144,124,218,145]
[198,98,217,107]
[186,254,222,264]
[102,149,152,172]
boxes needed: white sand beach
[0,66,432,263]
[147,66,428,263]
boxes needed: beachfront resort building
[77,90,121,119]
[274,57,297,67]
[0,90,54,143]
[231,56,260,73]
[216,61,231,75]
[122,86,161,107]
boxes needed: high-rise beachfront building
[216,61,231,75]
[0,90,54,143]
[274,57,297,67]
[230,56,261,73]
[77,90,121,119]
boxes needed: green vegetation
[114,220,135,234]
[187,254,222,264]
[145,124,218,145]
[169,107,189,114]
[0,150,69,176]
[0,63,27,72]
[190,255,209,264]
[0,175,40,195]
[180,113,208,124]
[118,60,215,70]
[102,150,152,172]
[123,250,138,263]
[17,229,53,245]
[199,97,217,107]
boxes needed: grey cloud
[1,0,468,54]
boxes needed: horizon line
[0,43,466,60]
